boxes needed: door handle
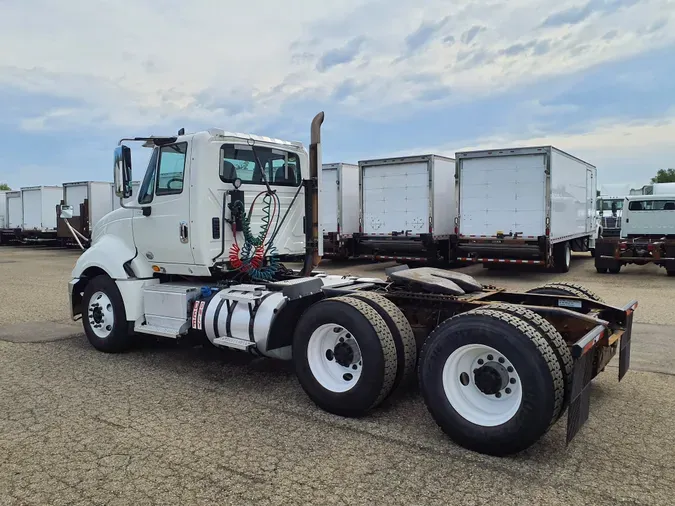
[179,221,189,243]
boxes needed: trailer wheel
[346,292,418,391]
[553,241,571,273]
[293,296,398,417]
[81,275,133,353]
[529,282,604,303]
[471,304,572,422]
[417,309,564,456]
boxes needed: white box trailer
[111,181,140,210]
[5,191,22,228]
[320,162,359,258]
[0,191,6,229]
[355,154,455,264]
[455,146,599,272]
[59,181,114,240]
[20,186,63,234]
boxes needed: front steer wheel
[292,296,398,418]
[417,308,564,456]
[82,275,133,353]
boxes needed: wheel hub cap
[473,362,508,395]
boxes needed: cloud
[461,25,486,44]
[0,0,674,189]
[316,37,367,72]
[542,0,640,28]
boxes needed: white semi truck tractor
[68,112,638,456]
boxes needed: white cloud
[390,114,675,184]
[0,0,673,130]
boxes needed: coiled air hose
[228,190,282,281]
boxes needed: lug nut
[505,388,512,394]
[498,357,505,364]
[510,378,516,384]
[507,366,514,373]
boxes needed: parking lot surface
[1,247,675,505]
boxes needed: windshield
[597,199,624,212]
[219,144,301,187]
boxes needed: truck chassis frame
[595,235,675,276]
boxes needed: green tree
[0,183,11,191]
[650,168,675,184]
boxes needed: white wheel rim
[442,344,522,427]
[87,291,115,338]
[307,323,363,393]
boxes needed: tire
[417,308,564,456]
[532,282,604,303]
[292,296,398,417]
[596,266,608,274]
[526,284,587,299]
[82,275,133,353]
[553,241,571,273]
[346,292,417,392]
[589,248,595,258]
[609,266,621,274]
[667,270,675,277]
[471,303,572,421]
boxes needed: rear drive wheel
[553,241,571,273]
[417,309,564,456]
[530,282,603,302]
[472,304,572,421]
[82,275,133,353]
[609,266,621,274]
[346,292,417,391]
[293,296,398,417]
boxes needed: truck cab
[69,127,318,332]
[596,195,625,238]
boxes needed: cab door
[132,141,195,265]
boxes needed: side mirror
[114,145,133,199]
[60,205,74,219]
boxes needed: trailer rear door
[459,154,546,238]
[7,195,21,228]
[321,166,339,234]
[362,161,429,236]
[65,185,88,217]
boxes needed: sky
[1,0,674,190]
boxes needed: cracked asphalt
[1,246,675,505]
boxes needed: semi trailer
[455,146,600,272]
[354,154,456,264]
[0,191,6,229]
[68,112,638,456]
[320,162,359,259]
[595,194,675,276]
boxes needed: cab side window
[156,143,188,196]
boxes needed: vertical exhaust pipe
[301,111,324,276]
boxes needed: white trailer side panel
[7,192,22,228]
[652,182,675,195]
[431,156,455,236]
[89,182,113,227]
[0,192,6,228]
[64,184,89,216]
[621,196,675,236]
[321,166,339,234]
[361,161,429,236]
[549,149,594,241]
[339,163,360,236]
[42,187,63,230]
[21,189,43,230]
[458,153,547,238]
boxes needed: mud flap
[566,350,594,445]
[618,307,634,381]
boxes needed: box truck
[0,191,6,229]
[0,191,22,244]
[355,154,456,264]
[20,186,63,237]
[320,163,359,259]
[455,146,600,272]
[57,181,114,242]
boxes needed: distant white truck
[595,194,675,276]
[454,146,599,272]
[57,181,115,245]
[21,185,63,238]
[0,191,6,229]
[320,163,359,259]
[355,154,456,264]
